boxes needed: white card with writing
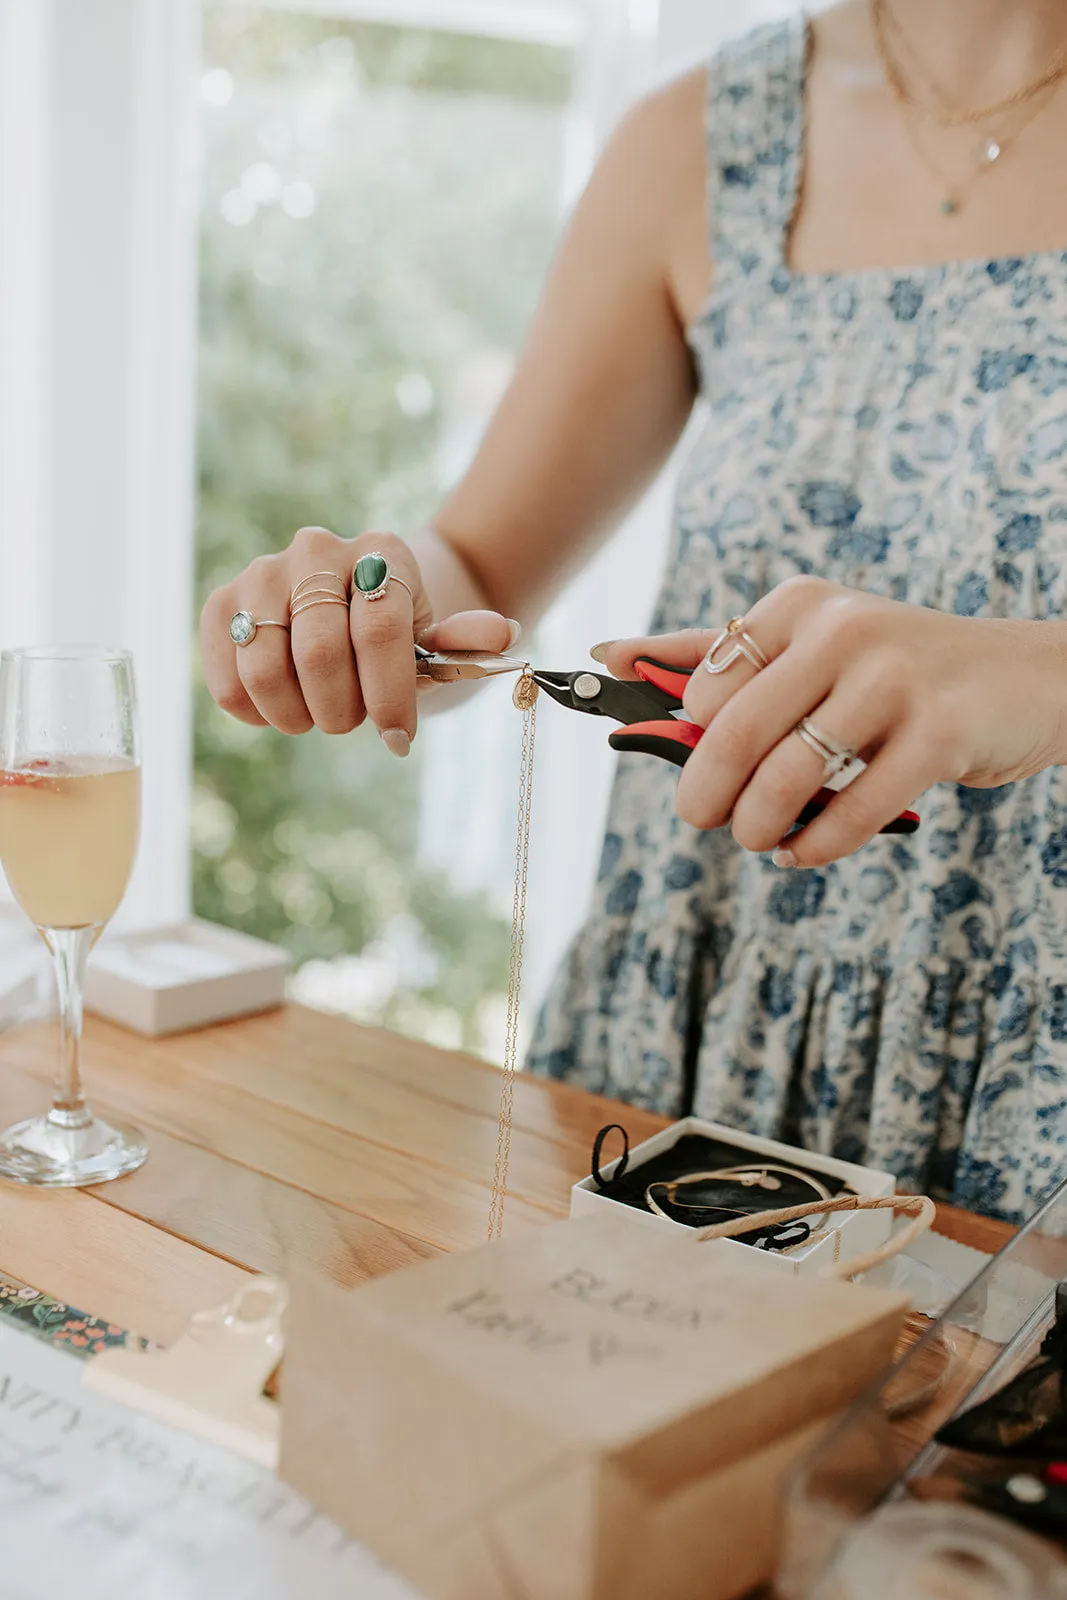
[0,1322,422,1598]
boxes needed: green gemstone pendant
[940,195,960,216]
[354,552,389,598]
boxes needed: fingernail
[772,848,797,870]
[589,641,616,664]
[505,619,523,650]
[380,728,411,758]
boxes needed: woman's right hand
[200,526,518,756]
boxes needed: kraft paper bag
[280,1213,907,1600]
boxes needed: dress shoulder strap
[706,14,809,282]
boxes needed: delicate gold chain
[893,83,1055,214]
[487,669,538,1241]
[872,0,1067,126]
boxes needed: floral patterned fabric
[0,1269,148,1358]
[529,14,1067,1223]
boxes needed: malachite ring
[229,610,290,646]
[353,552,414,604]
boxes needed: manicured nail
[589,641,616,664]
[772,848,797,869]
[505,619,523,650]
[380,728,411,758]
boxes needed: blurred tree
[194,6,571,1053]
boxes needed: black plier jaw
[530,669,703,768]
[530,669,679,721]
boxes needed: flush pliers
[414,646,920,835]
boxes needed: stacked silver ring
[794,716,857,780]
[290,570,349,620]
[703,615,770,676]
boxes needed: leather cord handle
[694,1193,936,1280]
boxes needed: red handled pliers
[530,658,920,836]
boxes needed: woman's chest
[673,279,1067,616]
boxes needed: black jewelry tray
[590,1127,855,1221]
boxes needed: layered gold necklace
[871,0,1067,214]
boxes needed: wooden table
[0,1003,1015,1345]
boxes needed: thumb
[418,610,522,654]
[593,628,715,681]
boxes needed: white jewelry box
[85,919,289,1036]
[570,1115,896,1277]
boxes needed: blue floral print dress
[528,14,1067,1224]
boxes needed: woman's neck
[878,0,1067,108]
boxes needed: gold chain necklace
[894,82,1057,216]
[872,0,1067,127]
[487,667,538,1241]
[871,0,1067,215]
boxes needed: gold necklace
[871,0,1067,215]
[487,667,538,1241]
[872,0,1067,126]
[895,83,1058,216]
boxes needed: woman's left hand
[599,576,1067,868]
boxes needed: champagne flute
[0,646,148,1184]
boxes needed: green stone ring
[353,551,413,604]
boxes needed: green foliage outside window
[193,8,571,1053]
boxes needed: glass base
[0,1112,148,1187]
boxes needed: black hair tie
[591,1124,630,1191]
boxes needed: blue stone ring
[353,551,414,604]
[229,610,290,646]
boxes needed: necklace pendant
[978,134,1002,166]
[512,671,538,711]
[940,195,960,216]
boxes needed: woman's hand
[200,527,517,755]
[600,576,1067,867]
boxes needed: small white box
[85,919,289,1036]
[570,1116,895,1277]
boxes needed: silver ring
[794,715,857,779]
[291,570,348,608]
[229,610,290,646]
[290,596,349,621]
[703,616,770,676]
[353,551,414,604]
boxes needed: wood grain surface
[0,1005,1018,1502]
[0,1003,1024,1597]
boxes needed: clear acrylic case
[778,1179,1067,1599]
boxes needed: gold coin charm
[512,670,539,712]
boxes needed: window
[0,0,799,1040]
[193,6,580,1056]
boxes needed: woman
[202,0,1067,1222]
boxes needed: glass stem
[40,926,96,1129]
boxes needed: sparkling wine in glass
[0,646,148,1184]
